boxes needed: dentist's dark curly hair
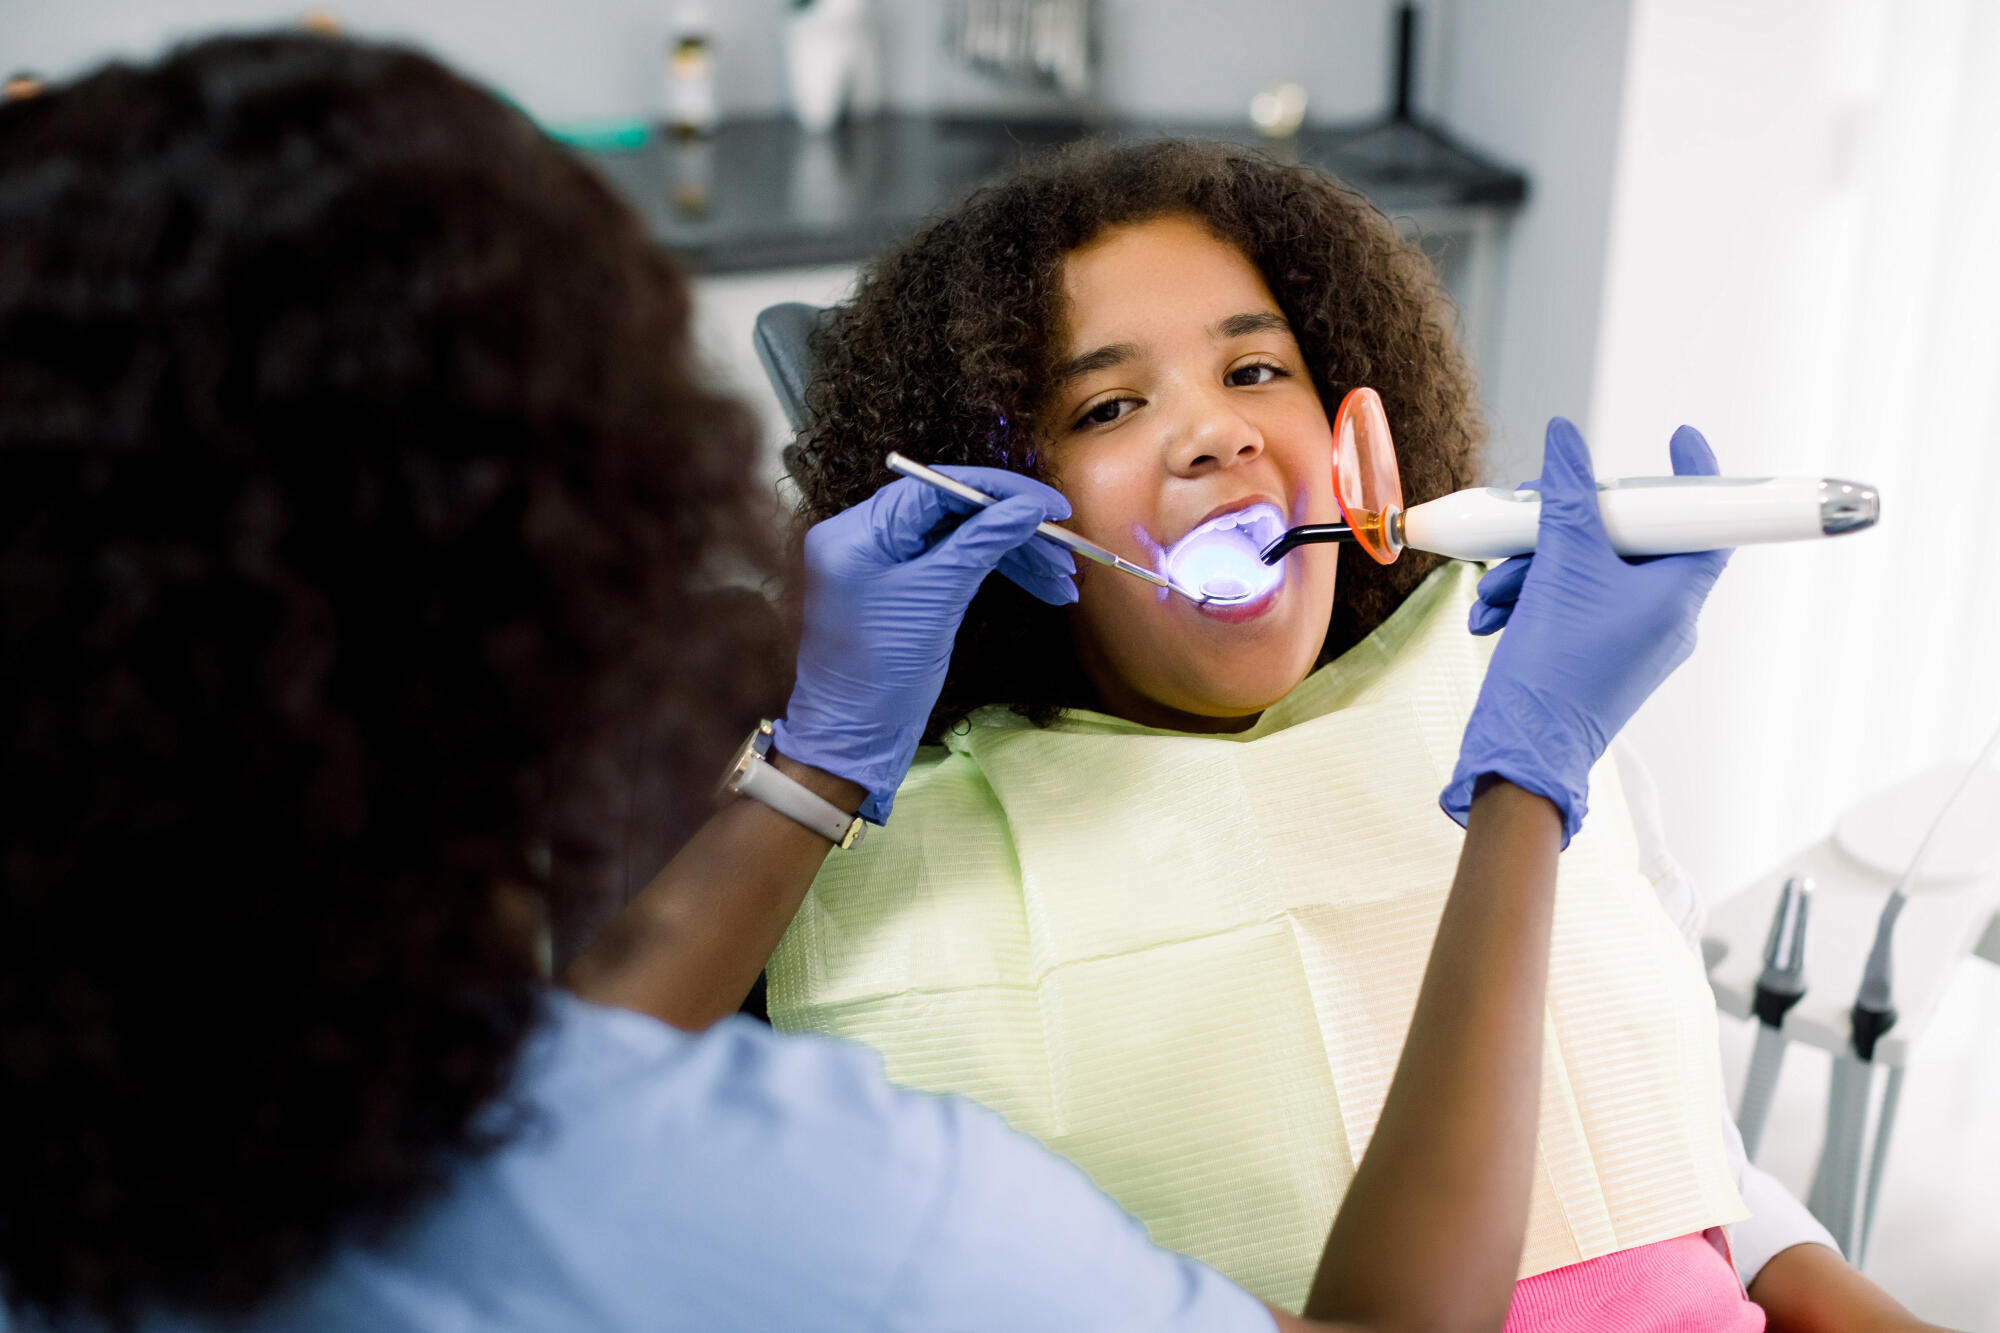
[790,138,1484,734]
[0,33,784,1325]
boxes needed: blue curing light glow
[1163,503,1288,605]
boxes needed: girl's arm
[1749,1243,1959,1333]
[1287,777,1563,1332]
[1284,419,1736,1332]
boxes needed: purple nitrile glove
[774,467,1077,823]
[1441,420,1732,845]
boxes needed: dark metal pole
[1393,4,1418,122]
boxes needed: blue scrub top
[30,991,1269,1333]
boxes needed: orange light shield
[1332,386,1405,564]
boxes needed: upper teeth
[1195,505,1282,543]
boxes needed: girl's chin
[1079,583,1333,724]
[1162,657,1318,720]
[1094,653,1314,731]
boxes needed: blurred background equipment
[945,0,1092,98]
[1250,81,1307,140]
[786,0,870,133]
[664,2,718,137]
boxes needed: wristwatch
[715,720,866,850]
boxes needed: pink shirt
[1504,1232,1766,1333]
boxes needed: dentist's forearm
[564,752,862,1031]
[1303,777,1561,1332]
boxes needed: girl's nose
[1167,390,1265,475]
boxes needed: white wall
[1594,0,2000,902]
[1592,6,2000,1318]
[1433,0,1637,485]
[1089,0,1396,122]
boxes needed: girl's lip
[1191,581,1281,623]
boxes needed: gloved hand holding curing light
[1442,420,1732,845]
[774,467,1078,823]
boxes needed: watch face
[713,730,764,803]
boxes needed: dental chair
[753,301,828,448]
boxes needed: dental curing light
[1252,388,1881,569]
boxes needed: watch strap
[726,723,866,849]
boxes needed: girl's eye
[1227,362,1289,387]
[1074,397,1137,429]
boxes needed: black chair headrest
[752,302,827,439]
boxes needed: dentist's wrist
[768,713,919,824]
[768,750,866,818]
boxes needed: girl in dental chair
[766,140,1943,1332]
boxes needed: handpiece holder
[1753,874,1813,1026]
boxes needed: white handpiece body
[1399,476,1872,561]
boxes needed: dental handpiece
[1847,716,2000,1062]
[1755,875,1812,1028]
[1260,476,1879,564]
[1737,875,1811,1160]
[883,453,1201,599]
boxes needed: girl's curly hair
[0,34,785,1325]
[790,138,1485,735]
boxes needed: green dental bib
[768,562,1744,1310]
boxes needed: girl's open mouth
[1162,502,1289,615]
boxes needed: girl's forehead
[1058,216,1288,348]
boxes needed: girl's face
[1045,215,1339,730]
